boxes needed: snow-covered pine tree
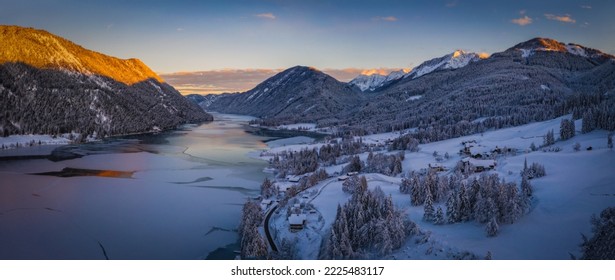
[423,192,435,222]
[458,184,471,222]
[543,129,555,146]
[580,207,615,259]
[474,191,489,223]
[486,216,499,237]
[400,176,411,194]
[560,119,576,141]
[446,191,459,223]
[410,175,422,206]
[521,174,533,197]
[435,207,445,225]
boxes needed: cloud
[511,16,533,26]
[445,0,458,8]
[379,16,398,21]
[255,13,276,20]
[161,69,282,95]
[544,14,576,23]
[160,68,414,94]
[580,5,592,9]
[176,27,184,32]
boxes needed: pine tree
[608,133,613,150]
[573,142,581,151]
[560,119,576,141]
[521,174,533,197]
[446,192,459,223]
[423,193,435,222]
[543,130,555,146]
[434,207,445,225]
[486,216,499,237]
[474,191,489,223]
[458,185,471,222]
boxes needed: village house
[286,175,303,183]
[260,199,273,210]
[428,163,446,172]
[289,213,307,230]
[461,157,496,172]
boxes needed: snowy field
[0,134,74,151]
[266,116,615,259]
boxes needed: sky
[2,0,614,94]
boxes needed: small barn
[286,175,303,183]
[462,157,496,172]
[289,214,307,230]
[428,163,446,172]
[260,199,273,210]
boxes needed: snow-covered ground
[277,123,317,131]
[0,134,74,150]
[265,116,615,259]
[265,136,315,148]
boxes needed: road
[263,204,279,252]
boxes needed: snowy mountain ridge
[349,69,410,92]
[0,25,213,138]
[507,37,613,60]
[349,50,484,92]
[404,50,485,80]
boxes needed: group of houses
[459,140,498,172]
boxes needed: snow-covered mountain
[0,25,212,137]
[206,37,615,136]
[349,50,484,92]
[348,73,387,92]
[505,37,613,61]
[204,66,361,123]
[404,50,485,79]
[349,69,410,92]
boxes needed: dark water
[0,114,284,260]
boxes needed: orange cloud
[544,14,576,23]
[478,52,490,59]
[511,16,533,26]
[161,69,282,95]
[161,67,413,94]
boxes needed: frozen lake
[0,114,274,259]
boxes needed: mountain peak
[0,25,163,85]
[507,37,613,60]
[404,50,483,80]
[510,37,566,52]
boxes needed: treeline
[238,200,268,259]
[270,138,367,177]
[401,170,539,237]
[579,207,615,260]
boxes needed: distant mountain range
[349,50,485,92]
[0,25,212,138]
[200,37,615,136]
